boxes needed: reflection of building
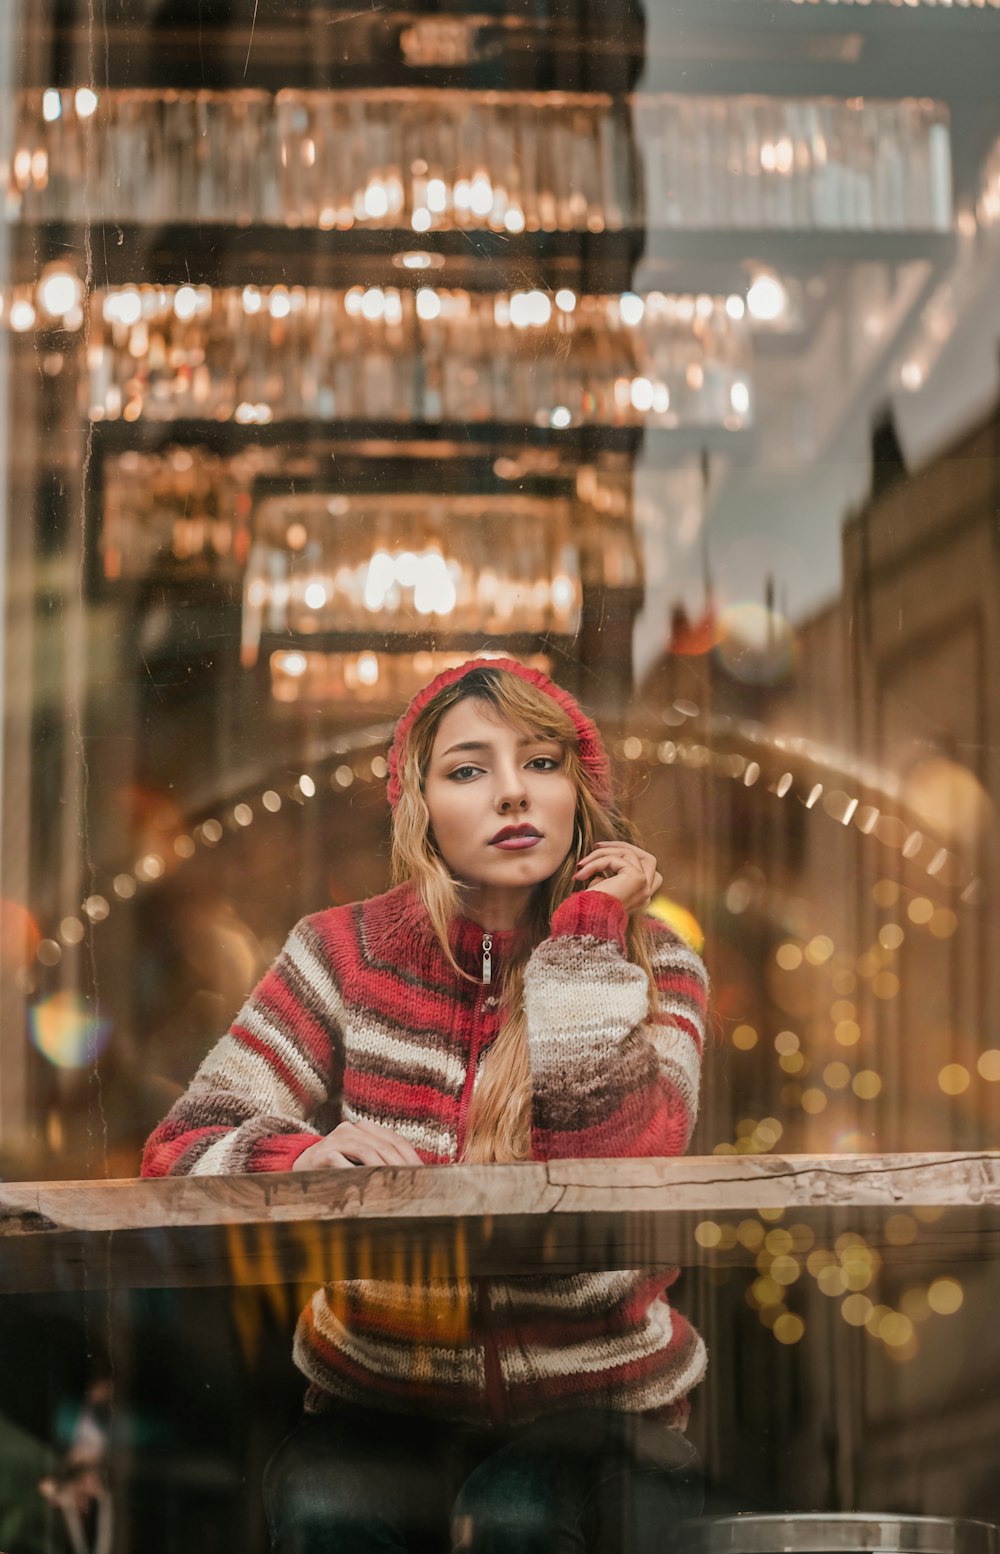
[635,393,1000,1515]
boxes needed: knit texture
[385,657,615,811]
[142,883,708,1428]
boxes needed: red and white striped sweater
[142,882,709,1428]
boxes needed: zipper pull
[481,933,493,986]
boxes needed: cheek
[425,786,467,845]
[545,786,579,851]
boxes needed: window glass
[1,2,999,1549]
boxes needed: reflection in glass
[82,284,752,431]
[9,89,952,233]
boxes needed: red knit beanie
[386,657,614,810]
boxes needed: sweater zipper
[477,1276,508,1428]
[455,933,493,1157]
[459,935,507,1425]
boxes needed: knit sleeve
[523,890,707,1160]
[140,916,344,1177]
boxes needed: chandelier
[10,88,952,234]
[85,283,753,431]
[241,489,583,667]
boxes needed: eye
[448,764,482,781]
[528,755,561,771]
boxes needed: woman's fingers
[353,1119,424,1165]
[325,1136,388,1168]
[574,841,662,911]
[294,1121,424,1170]
[575,845,657,886]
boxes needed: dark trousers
[263,1402,702,1554]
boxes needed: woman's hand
[292,1118,424,1171]
[573,841,662,914]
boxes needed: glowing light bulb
[174,285,199,320]
[364,181,389,219]
[357,653,380,686]
[10,299,37,332]
[38,267,82,319]
[619,292,645,326]
[730,381,751,415]
[364,551,395,611]
[747,274,788,322]
[469,175,493,216]
[415,288,442,322]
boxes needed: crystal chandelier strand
[244,491,583,647]
[9,88,952,233]
[84,284,753,430]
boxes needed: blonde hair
[389,667,660,1163]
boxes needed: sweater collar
[393,882,524,976]
[449,913,521,959]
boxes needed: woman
[142,656,709,1554]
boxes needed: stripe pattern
[142,882,708,1427]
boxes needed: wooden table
[2,1153,999,1294]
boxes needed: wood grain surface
[2,1153,998,1293]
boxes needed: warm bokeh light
[0,898,41,969]
[28,991,113,1068]
[841,1294,873,1326]
[938,1064,970,1096]
[716,603,797,686]
[900,1287,932,1323]
[903,758,993,846]
[885,1214,918,1246]
[772,1312,805,1345]
[929,908,959,939]
[879,1312,915,1348]
[804,935,835,965]
[977,1050,1000,1082]
[776,943,803,971]
[646,894,704,952]
[927,1278,964,1315]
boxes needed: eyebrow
[439,737,559,758]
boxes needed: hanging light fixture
[240,488,583,671]
[85,283,753,430]
[9,87,953,234]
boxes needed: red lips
[489,824,542,844]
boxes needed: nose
[495,762,529,813]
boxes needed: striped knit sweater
[142,882,709,1429]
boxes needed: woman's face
[423,698,578,894]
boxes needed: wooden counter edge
[3,1152,1000,1236]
